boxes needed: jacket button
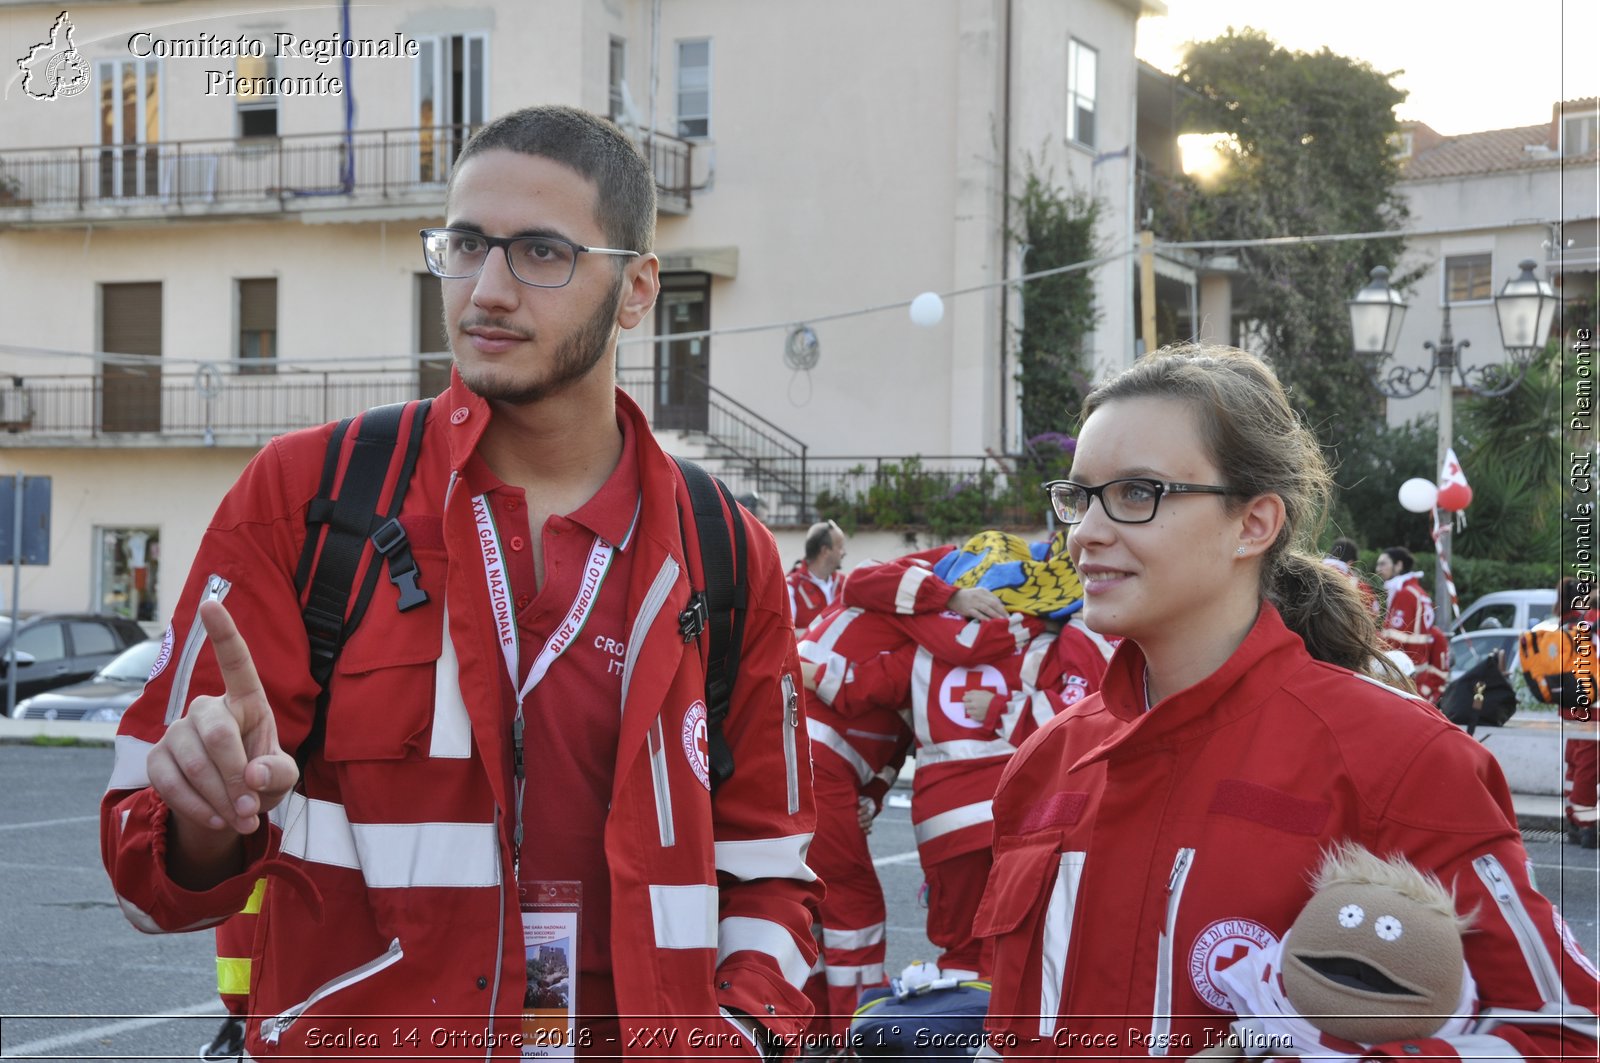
[476,976,488,990]
[510,536,525,552]
[1402,1046,1420,1056]
[765,1004,776,1014]
[718,981,731,990]
[451,407,470,425]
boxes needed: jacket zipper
[623,558,681,848]
[259,938,404,1045]
[782,673,801,815]
[1474,853,1564,1005]
[648,717,676,847]
[164,574,232,724]
[1149,847,1195,1055]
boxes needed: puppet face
[1280,880,1465,1044]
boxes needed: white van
[1451,588,1557,633]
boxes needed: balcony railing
[0,123,694,219]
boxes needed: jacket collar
[1073,604,1313,766]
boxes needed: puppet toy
[1195,842,1476,1060]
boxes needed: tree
[1173,29,1411,445]
[1013,169,1101,438]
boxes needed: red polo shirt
[461,410,641,1040]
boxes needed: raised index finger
[198,599,266,723]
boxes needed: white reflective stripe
[275,792,500,888]
[799,607,862,659]
[915,737,1017,766]
[116,893,230,935]
[1020,634,1055,688]
[821,922,885,951]
[874,763,901,789]
[955,619,981,648]
[714,834,818,883]
[106,735,155,791]
[1433,1034,1528,1062]
[913,800,994,846]
[650,884,719,949]
[995,693,1027,745]
[807,717,874,786]
[1475,1004,1599,1041]
[896,566,935,614]
[1069,617,1117,661]
[1474,854,1569,1007]
[1009,613,1032,651]
[911,649,935,745]
[718,916,813,989]
[824,962,885,987]
[428,605,471,759]
[1039,851,1086,1039]
[816,654,850,706]
[1031,691,1056,727]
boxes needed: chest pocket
[321,554,448,762]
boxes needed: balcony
[0,123,695,227]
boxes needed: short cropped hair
[805,521,839,562]
[1381,546,1416,574]
[1328,537,1360,565]
[452,105,657,253]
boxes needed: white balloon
[909,291,945,327]
[1397,477,1438,513]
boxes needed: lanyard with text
[472,493,615,883]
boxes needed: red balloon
[1436,482,1473,511]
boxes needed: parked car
[11,639,162,722]
[0,613,150,702]
[1451,589,1556,634]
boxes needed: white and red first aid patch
[149,623,174,682]
[682,699,711,790]
[1189,917,1279,1012]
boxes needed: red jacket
[101,382,819,1058]
[976,606,1600,1060]
[786,564,839,630]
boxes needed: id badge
[520,881,581,1059]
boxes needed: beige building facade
[0,0,1162,622]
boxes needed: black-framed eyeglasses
[419,227,640,288]
[1044,478,1239,525]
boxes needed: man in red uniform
[787,520,847,633]
[1377,546,1448,702]
[101,107,817,1059]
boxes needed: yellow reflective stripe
[241,877,267,915]
[216,956,252,996]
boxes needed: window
[609,36,627,123]
[417,33,488,182]
[98,527,160,622]
[237,55,278,137]
[97,57,159,198]
[70,621,119,656]
[1564,113,1598,157]
[676,38,710,139]
[1444,253,1492,304]
[1067,39,1097,148]
[238,278,277,375]
[15,622,66,663]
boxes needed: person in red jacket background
[1377,546,1449,702]
[787,520,848,634]
[977,346,1598,1061]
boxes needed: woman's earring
[1236,546,1246,556]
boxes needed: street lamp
[1347,259,1558,618]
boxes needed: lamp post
[1348,259,1558,617]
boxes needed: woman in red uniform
[975,347,1599,1061]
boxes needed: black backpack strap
[293,399,431,763]
[672,456,748,792]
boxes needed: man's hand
[857,795,877,834]
[146,600,298,861]
[947,587,1008,621]
[963,689,997,725]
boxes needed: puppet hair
[1313,842,1474,934]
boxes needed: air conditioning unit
[0,386,33,430]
